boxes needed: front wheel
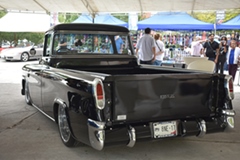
[21,52,29,62]
[58,104,78,147]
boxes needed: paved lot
[0,58,240,160]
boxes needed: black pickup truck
[21,23,235,150]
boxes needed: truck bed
[111,73,214,123]
[66,66,220,124]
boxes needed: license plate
[152,121,178,138]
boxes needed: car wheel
[25,81,32,105]
[21,52,29,62]
[58,104,78,147]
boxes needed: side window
[121,35,131,55]
[44,34,52,56]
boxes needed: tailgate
[111,73,214,122]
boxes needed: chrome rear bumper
[87,109,235,150]
[87,119,105,150]
[222,109,235,130]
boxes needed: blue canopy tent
[72,14,128,28]
[72,14,92,23]
[216,14,240,30]
[137,12,214,31]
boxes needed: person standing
[115,35,123,53]
[136,28,156,64]
[226,39,240,81]
[110,35,123,54]
[153,33,165,66]
[226,34,231,46]
[202,33,219,63]
[216,36,229,74]
[191,36,205,57]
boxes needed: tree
[58,13,79,23]
[191,9,240,23]
[0,10,6,18]
[0,11,44,45]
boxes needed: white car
[0,45,43,62]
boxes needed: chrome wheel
[21,52,29,62]
[58,105,71,143]
[57,104,78,147]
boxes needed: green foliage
[111,13,128,22]
[58,13,79,23]
[224,9,240,22]
[58,13,129,23]
[0,32,44,45]
[191,11,216,23]
[191,9,240,23]
[0,10,7,18]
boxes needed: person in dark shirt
[216,36,228,74]
[202,34,219,64]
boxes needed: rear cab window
[51,32,132,55]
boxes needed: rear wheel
[25,81,32,105]
[21,52,29,62]
[58,104,78,147]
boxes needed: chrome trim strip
[127,126,136,147]
[197,119,206,137]
[32,103,55,122]
[87,119,105,150]
[224,75,234,100]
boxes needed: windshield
[52,32,132,55]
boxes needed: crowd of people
[136,28,240,82]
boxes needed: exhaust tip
[197,119,206,138]
[127,126,136,147]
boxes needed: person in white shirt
[226,39,240,81]
[136,28,156,64]
[153,33,165,66]
[184,46,191,55]
[191,36,205,56]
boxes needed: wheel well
[54,103,59,124]
[22,52,29,56]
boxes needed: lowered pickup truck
[21,23,235,150]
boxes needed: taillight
[97,83,103,100]
[229,79,234,93]
[225,75,234,100]
[93,78,105,110]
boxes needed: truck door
[27,65,47,110]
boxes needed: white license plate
[152,121,178,138]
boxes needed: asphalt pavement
[0,58,240,160]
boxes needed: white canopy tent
[0,12,50,32]
[0,0,239,14]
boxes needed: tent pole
[214,22,217,35]
[92,13,96,23]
